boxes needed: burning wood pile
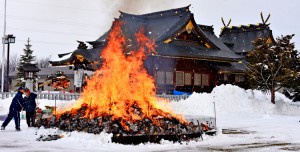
[36,21,203,144]
[36,103,202,144]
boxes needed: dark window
[166,72,174,85]
[194,73,201,86]
[184,73,192,85]
[156,71,165,85]
[202,74,209,86]
[175,71,184,86]
[224,74,228,81]
[240,75,245,82]
[235,74,245,82]
[38,83,44,91]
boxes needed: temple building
[220,23,275,56]
[50,6,275,94]
[217,21,275,87]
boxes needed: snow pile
[0,85,300,151]
[2,85,299,117]
[170,84,300,117]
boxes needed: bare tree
[9,53,19,72]
[36,56,51,68]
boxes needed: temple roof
[23,63,41,72]
[9,66,73,78]
[219,23,275,54]
[50,6,242,68]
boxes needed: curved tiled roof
[9,66,74,78]
[50,5,243,68]
[219,23,274,53]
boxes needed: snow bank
[1,84,299,117]
[170,84,300,117]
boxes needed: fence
[0,92,80,101]
[156,94,189,102]
[0,92,190,102]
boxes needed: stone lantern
[23,63,40,91]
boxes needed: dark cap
[18,86,24,91]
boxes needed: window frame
[201,73,210,86]
[235,74,245,82]
[235,74,240,82]
[175,71,184,86]
[239,75,245,82]
[224,74,228,81]
[156,71,165,85]
[184,72,192,85]
[194,73,202,86]
[165,71,174,85]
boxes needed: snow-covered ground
[1,84,300,152]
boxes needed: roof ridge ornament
[221,17,232,28]
[77,40,88,49]
[260,12,271,26]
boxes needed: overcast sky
[0,0,299,62]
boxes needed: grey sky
[0,0,299,62]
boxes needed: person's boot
[1,126,5,130]
[16,128,21,131]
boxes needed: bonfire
[36,21,203,144]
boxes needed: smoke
[89,0,180,37]
[33,0,180,36]
[108,0,178,17]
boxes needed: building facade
[50,6,275,94]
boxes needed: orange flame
[60,21,184,128]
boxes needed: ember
[38,21,203,144]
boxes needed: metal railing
[38,93,80,101]
[0,92,80,101]
[0,92,190,101]
[156,94,189,102]
[0,92,16,99]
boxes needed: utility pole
[1,0,7,92]
[6,38,9,91]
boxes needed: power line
[0,25,99,37]
[0,13,104,28]
[17,39,76,46]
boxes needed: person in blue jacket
[1,87,25,131]
[24,88,37,127]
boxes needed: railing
[0,92,190,101]
[0,92,80,100]
[38,93,80,101]
[156,94,189,102]
[0,92,16,99]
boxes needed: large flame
[60,21,184,129]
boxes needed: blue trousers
[2,110,20,129]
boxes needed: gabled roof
[9,66,74,78]
[119,6,193,42]
[219,23,275,54]
[50,47,102,66]
[50,5,242,68]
